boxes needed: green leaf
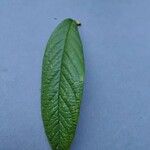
[41,18,85,150]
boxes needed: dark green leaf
[41,18,85,150]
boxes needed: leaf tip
[75,20,81,26]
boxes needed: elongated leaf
[41,18,85,150]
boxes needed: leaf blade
[41,18,85,150]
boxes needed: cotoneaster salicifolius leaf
[41,18,85,150]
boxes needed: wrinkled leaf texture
[41,18,85,150]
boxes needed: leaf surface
[41,18,85,150]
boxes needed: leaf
[41,18,85,150]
